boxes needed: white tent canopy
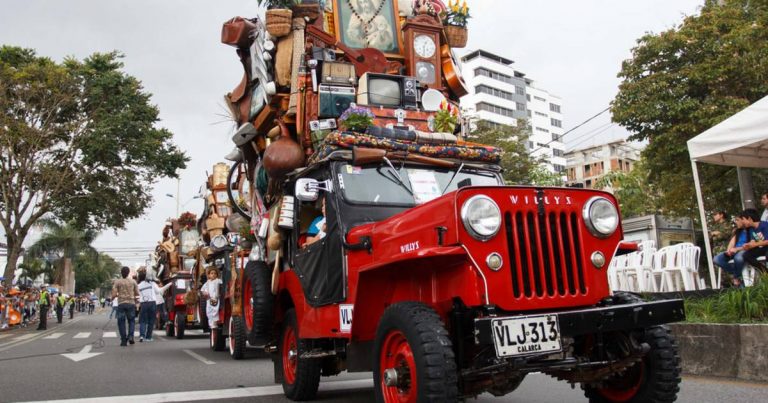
[687,94,768,288]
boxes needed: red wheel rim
[379,330,418,403]
[244,278,253,332]
[597,362,645,402]
[282,324,298,385]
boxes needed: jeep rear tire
[373,302,458,403]
[584,292,681,403]
[244,261,273,346]
[278,308,321,400]
[229,316,247,359]
[174,312,186,339]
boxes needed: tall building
[564,141,641,189]
[459,49,566,174]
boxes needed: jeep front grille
[504,211,586,298]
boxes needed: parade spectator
[154,280,172,333]
[305,198,327,247]
[37,287,51,331]
[709,210,732,254]
[109,297,118,320]
[741,208,768,273]
[760,192,768,222]
[137,270,165,342]
[714,214,749,287]
[88,297,95,315]
[112,266,139,346]
[0,285,7,330]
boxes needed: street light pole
[176,178,180,217]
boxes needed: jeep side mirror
[295,178,333,201]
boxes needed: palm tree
[17,258,54,285]
[26,219,99,291]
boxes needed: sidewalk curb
[669,323,768,383]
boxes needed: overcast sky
[1,0,702,265]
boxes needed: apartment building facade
[460,49,566,173]
[564,141,641,189]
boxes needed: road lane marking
[182,349,215,365]
[28,378,374,403]
[102,332,117,338]
[73,332,91,339]
[61,344,103,362]
[0,317,86,353]
[12,334,36,341]
[43,332,65,339]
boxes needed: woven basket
[444,25,468,48]
[265,9,293,38]
[291,3,320,21]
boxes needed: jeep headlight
[461,195,501,241]
[583,197,619,238]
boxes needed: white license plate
[491,314,561,357]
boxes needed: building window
[534,95,546,102]
[535,127,549,133]
[527,141,534,149]
[526,94,531,101]
[515,85,525,95]
[551,133,562,142]
[516,102,525,111]
[475,85,515,101]
[551,118,562,128]
[553,148,564,157]
[549,103,561,113]
[535,111,548,117]
[527,110,532,117]
[474,67,514,85]
[537,142,550,148]
[476,102,516,118]
[553,164,565,172]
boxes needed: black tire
[244,260,274,345]
[278,308,321,401]
[199,300,209,333]
[211,326,226,351]
[166,316,175,337]
[373,302,458,403]
[227,160,252,221]
[175,312,186,339]
[584,293,681,403]
[229,316,247,359]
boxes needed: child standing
[201,267,223,329]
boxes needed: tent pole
[691,160,718,289]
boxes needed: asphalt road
[0,311,766,403]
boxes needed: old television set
[357,73,419,109]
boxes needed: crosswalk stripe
[0,334,11,340]
[103,332,117,338]
[12,334,36,341]
[73,332,91,339]
[43,332,65,339]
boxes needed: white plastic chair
[659,243,699,291]
[607,254,626,292]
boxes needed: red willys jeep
[262,148,685,402]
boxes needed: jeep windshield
[337,162,501,206]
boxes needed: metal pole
[736,167,756,209]
[691,160,718,289]
[176,178,180,217]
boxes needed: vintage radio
[318,84,355,118]
[321,61,356,86]
[357,73,419,109]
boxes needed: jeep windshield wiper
[442,163,464,194]
[382,157,413,195]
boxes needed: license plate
[187,314,194,322]
[491,314,561,357]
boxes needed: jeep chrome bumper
[474,299,685,349]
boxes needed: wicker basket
[444,25,468,48]
[265,9,293,38]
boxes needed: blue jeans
[714,251,745,279]
[139,302,157,340]
[116,303,136,343]
[109,306,117,319]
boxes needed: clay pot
[263,119,304,179]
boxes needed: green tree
[25,219,98,286]
[611,0,768,217]
[594,158,663,218]
[17,258,54,285]
[469,121,540,184]
[74,253,120,293]
[0,47,188,285]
